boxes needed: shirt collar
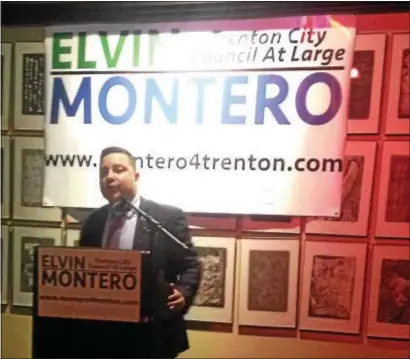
[124,194,140,218]
[130,193,141,208]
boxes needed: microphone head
[112,197,133,218]
[112,197,127,216]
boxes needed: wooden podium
[32,246,162,358]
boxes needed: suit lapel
[133,197,151,251]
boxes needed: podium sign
[36,247,142,323]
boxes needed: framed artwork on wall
[241,215,301,234]
[306,141,377,236]
[299,241,367,334]
[13,42,45,131]
[66,229,80,247]
[13,136,62,222]
[238,238,300,328]
[12,226,62,307]
[385,33,410,135]
[367,244,409,339]
[1,225,10,305]
[1,43,12,130]
[348,33,386,134]
[185,236,236,323]
[1,135,11,219]
[186,214,237,231]
[375,141,409,238]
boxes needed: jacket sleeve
[169,209,201,315]
[79,216,90,247]
[78,209,102,248]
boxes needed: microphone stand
[119,198,189,250]
[118,197,189,321]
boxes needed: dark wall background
[2,1,409,26]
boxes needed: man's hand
[167,283,186,311]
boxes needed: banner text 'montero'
[49,73,342,126]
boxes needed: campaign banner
[44,15,356,216]
[37,247,141,322]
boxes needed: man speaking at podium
[79,146,201,358]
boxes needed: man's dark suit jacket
[79,196,201,358]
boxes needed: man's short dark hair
[100,146,136,170]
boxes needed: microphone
[117,197,189,250]
[112,199,133,219]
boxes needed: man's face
[99,152,139,204]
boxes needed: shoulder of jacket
[83,204,110,225]
[142,197,184,216]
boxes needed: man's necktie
[106,215,125,249]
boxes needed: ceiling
[2,1,409,26]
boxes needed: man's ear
[134,172,140,181]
